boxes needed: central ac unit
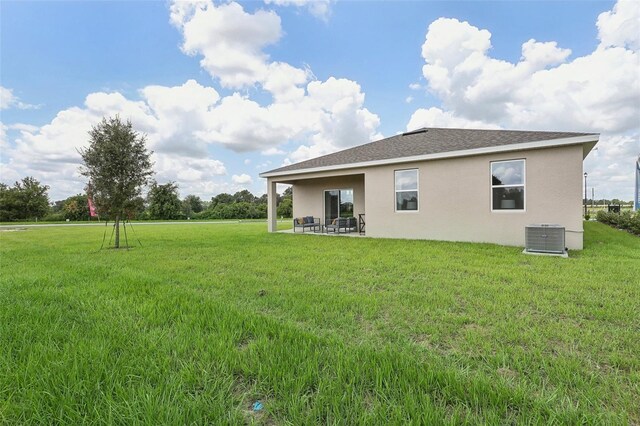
[525,224,565,254]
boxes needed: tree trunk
[114,214,120,248]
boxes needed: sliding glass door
[324,189,354,222]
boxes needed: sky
[1,0,638,202]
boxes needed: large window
[324,189,353,221]
[491,159,525,211]
[395,169,418,211]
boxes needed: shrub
[628,213,640,235]
[584,214,591,221]
[192,210,212,220]
[42,213,65,222]
[597,210,640,236]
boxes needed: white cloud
[597,0,640,50]
[7,123,40,133]
[170,0,382,161]
[262,147,286,156]
[407,107,500,131]
[256,160,272,170]
[263,62,310,102]
[412,0,640,199]
[0,87,17,110]
[170,1,284,89]
[419,13,639,131]
[286,78,382,163]
[141,79,220,157]
[154,153,226,198]
[0,86,41,110]
[264,0,333,20]
[231,173,253,185]
[584,133,640,199]
[405,96,413,104]
[0,122,8,152]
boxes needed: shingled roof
[261,127,598,177]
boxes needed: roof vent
[402,128,428,136]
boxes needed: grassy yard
[1,222,638,424]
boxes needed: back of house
[260,128,599,250]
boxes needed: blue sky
[1,0,638,201]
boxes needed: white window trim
[490,159,526,213]
[395,169,419,213]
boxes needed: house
[260,128,599,249]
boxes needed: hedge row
[596,210,640,236]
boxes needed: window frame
[323,188,354,222]
[490,159,526,213]
[394,168,419,213]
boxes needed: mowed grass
[0,222,638,424]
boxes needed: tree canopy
[79,116,154,247]
[0,177,50,221]
[62,194,89,221]
[148,182,182,220]
[182,195,204,218]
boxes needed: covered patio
[264,172,366,235]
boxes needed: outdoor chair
[293,216,321,232]
[325,217,357,233]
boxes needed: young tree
[79,116,154,248]
[148,181,182,220]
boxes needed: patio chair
[293,216,321,232]
[325,217,357,233]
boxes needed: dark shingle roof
[263,128,597,176]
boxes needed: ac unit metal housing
[525,224,565,254]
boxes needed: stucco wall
[363,144,584,249]
[276,144,585,249]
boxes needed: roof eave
[259,133,600,179]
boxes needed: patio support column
[267,178,277,232]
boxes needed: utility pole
[584,172,588,217]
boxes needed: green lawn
[1,222,638,424]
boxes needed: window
[395,169,418,211]
[491,159,525,211]
[324,189,353,221]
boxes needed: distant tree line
[0,176,293,222]
[585,198,633,206]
